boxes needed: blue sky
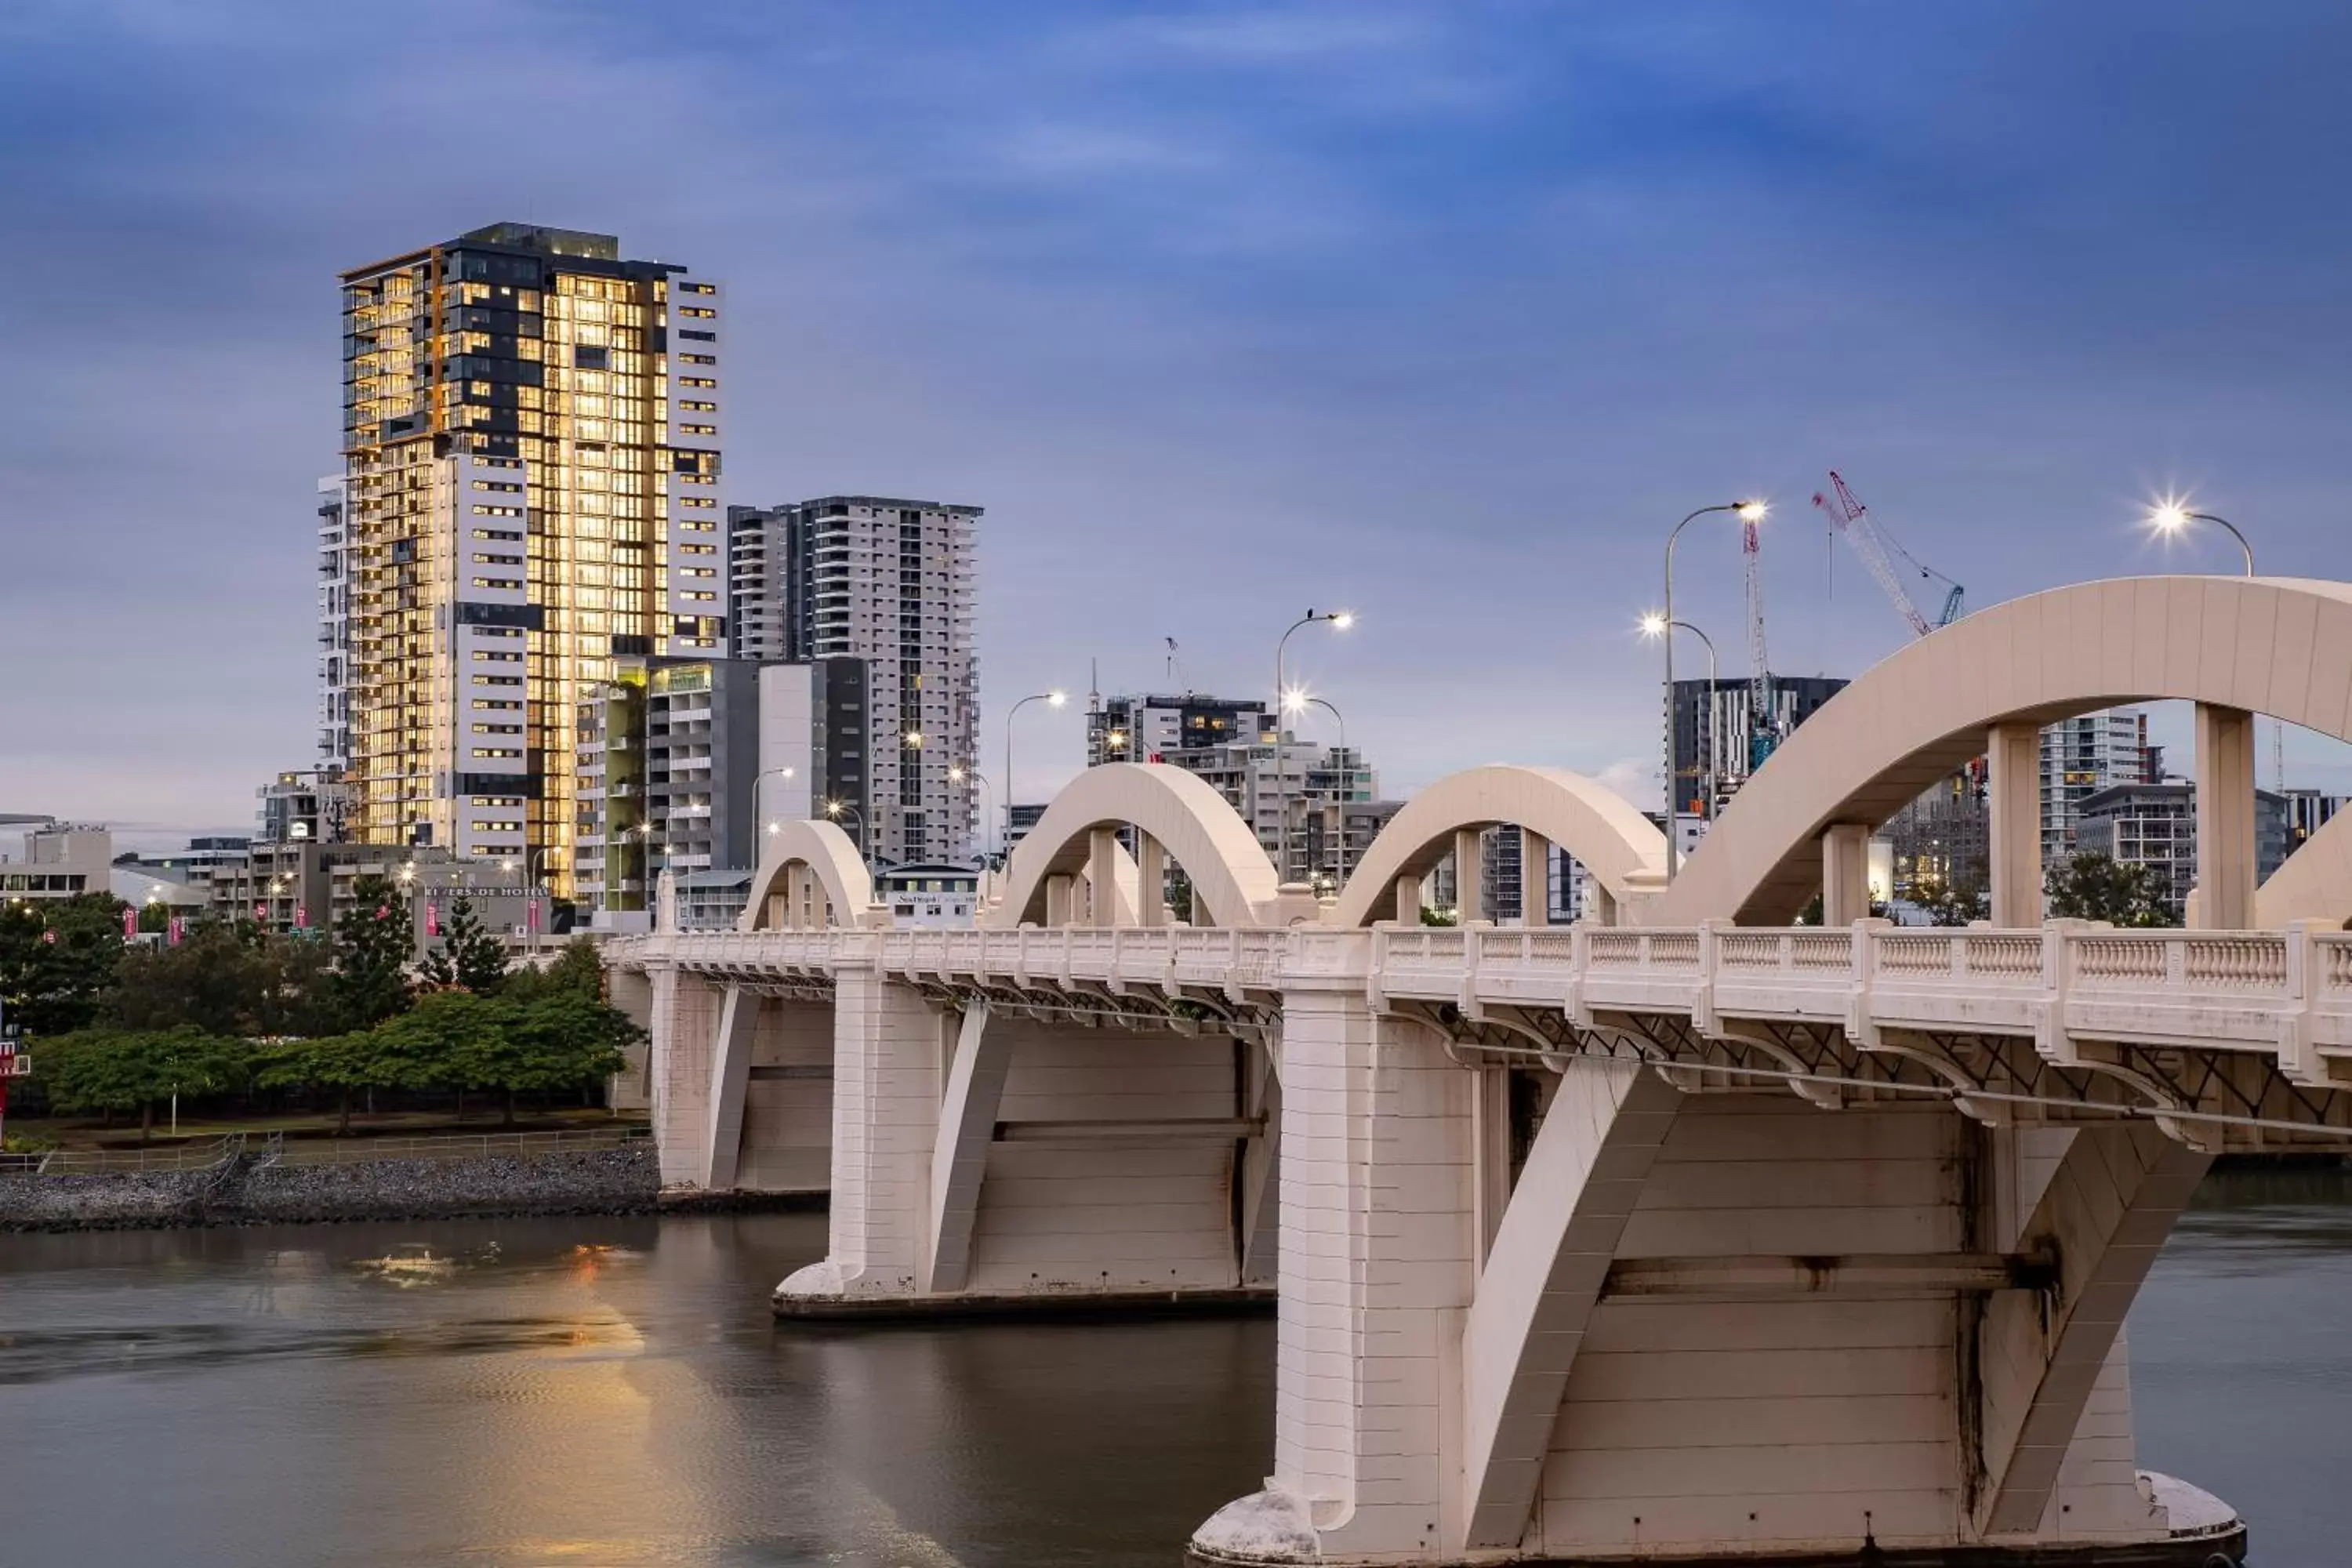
[5,1,2352,836]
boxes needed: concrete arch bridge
[605,576,2352,1567]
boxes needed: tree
[2045,851,2172,927]
[499,940,604,1004]
[107,923,265,1035]
[419,895,509,994]
[1922,880,1989,928]
[332,874,414,1029]
[0,895,126,1036]
[463,992,641,1126]
[41,1026,250,1141]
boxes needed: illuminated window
[681,353,717,365]
[678,423,716,436]
[681,281,716,295]
[679,400,717,412]
[680,307,716,318]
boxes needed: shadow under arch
[1652,575,2352,925]
[985,762,1279,929]
[739,818,877,931]
[1329,764,1667,927]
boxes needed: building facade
[316,476,354,773]
[754,659,871,846]
[728,496,978,866]
[1668,674,1849,817]
[338,222,722,892]
[2039,707,2155,864]
[2074,781,2289,923]
[1089,692,1268,765]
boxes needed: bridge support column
[1138,832,1167,925]
[649,969,728,1186]
[924,1003,1008,1294]
[1519,829,1549,926]
[1089,826,1120,927]
[777,949,946,1308]
[700,983,759,1189]
[1195,946,1483,1563]
[2193,702,2257,928]
[1454,828,1483,922]
[1977,1123,2212,1537]
[1988,720,2043,927]
[1820,821,1871,924]
[1393,871,1420,924]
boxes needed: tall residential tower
[337,223,721,895]
[729,496,978,866]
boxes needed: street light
[950,764,993,868]
[2145,497,2255,575]
[1004,690,1069,855]
[1274,609,1356,886]
[1285,689,1353,884]
[822,798,866,856]
[756,766,798,835]
[1661,501,1765,880]
[1640,614,1720,829]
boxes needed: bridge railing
[629,920,2352,1080]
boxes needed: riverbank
[0,1146,815,1232]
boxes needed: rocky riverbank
[0,1146,667,1231]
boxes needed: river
[0,1167,2342,1566]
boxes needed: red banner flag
[122,907,137,938]
[526,898,541,931]
[296,902,309,930]
[168,916,184,946]
[425,901,440,938]
[254,902,267,922]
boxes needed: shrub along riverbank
[5,878,642,1142]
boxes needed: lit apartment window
[680,307,716,318]
[678,423,717,435]
[681,352,716,365]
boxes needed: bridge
[605,575,2352,1566]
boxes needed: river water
[0,1167,2342,1566]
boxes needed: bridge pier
[775,952,1279,1318]
[1191,938,2244,1567]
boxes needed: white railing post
[2281,919,2327,1084]
[1692,918,1724,1036]
[2038,919,2087,1064]
[1849,917,1890,1048]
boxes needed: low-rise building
[877,863,982,927]
[2074,781,2288,922]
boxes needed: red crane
[1813,470,1965,639]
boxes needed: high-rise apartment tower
[728,497,978,866]
[338,223,722,895]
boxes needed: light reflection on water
[0,1167,2338,1566]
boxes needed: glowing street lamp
[2145,497,2254,575]
[1004,690,1069,855]
[1274,609,1356,884]
[1661,501,1764,880]
[1640,613,1721,827]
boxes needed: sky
[5,0,2352,841]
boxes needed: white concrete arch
[2257,805,2352,927]
[1329,764,1667,927]
[985,762,1279,929]
[739,818,878,931]
[1652,575,2352,926]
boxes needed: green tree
[499,940,604,1004]
[2045,851,2172,927]
[332,874,414,1029]
[107,923,265,1035]
[136,902,170,935]
[463,992,641,1126]
[419,895,509,994]
[0,895,127,1036]
[41,1026,250,1141]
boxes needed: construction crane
[1812,471,1965,639]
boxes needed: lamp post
[1273,609,1355,886]
[1004,690,1069,856]
[1283,689,1352,884]
[756,766,800,836]
[822,799,866,858]
[2146,499,2254,576]
[1662,503,1765,880]
[1640,614,1720,830]
[949,764,993,872]
[2149,498,2268,789]
[500,847,549,956]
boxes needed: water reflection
[0,1170,2336,1566]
